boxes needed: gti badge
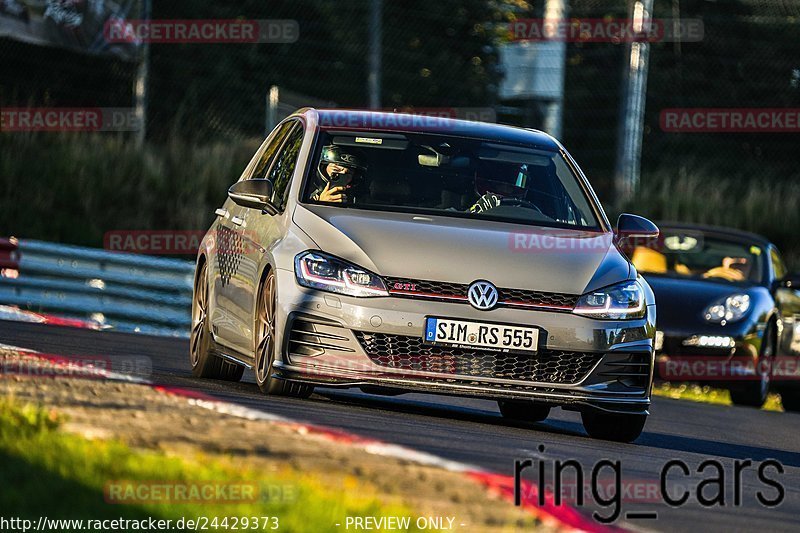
[468,280,499,310]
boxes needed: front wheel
[730,321,776,408]
[254,269,313,398]
[581,411,647,442]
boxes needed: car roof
[656,221,773,248]
[297,108,561,150]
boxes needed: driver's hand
[318,182,349,203]
[469,193,501,213]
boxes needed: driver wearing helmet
[469,163,531,213]
[310,145,367,203]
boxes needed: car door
[211,121,295,352]
[229,121,306,356]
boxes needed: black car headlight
[573,280,646,320]
[703,294,750,324]
[295,251,388,297]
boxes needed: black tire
[254,269,313,398]
[730,321,776,408]
[779,390,800,412]
[190,261,244,381]
[581,411,647,442]
[498,401,550,422]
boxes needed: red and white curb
[0,305,103,330]
[3,348,622,532]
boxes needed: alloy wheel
[190,262,208,368]
[256,271,276,385]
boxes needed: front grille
[384,277,467,298]
[498,288,578,309]
[355,332,601,384]
[383,276,578,310]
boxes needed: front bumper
[273,268,656,415]
[654,325,761,384]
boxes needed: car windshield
[630,230,764,284]
[302,131,601,230]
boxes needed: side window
[771,248,787,280]
[267,125,305,210]
[249,121,295,180]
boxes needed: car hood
[292,205,630,294]
[643,274,758,329]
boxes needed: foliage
[0,398,426,532]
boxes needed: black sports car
[627,223,800,410]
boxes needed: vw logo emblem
[467,280,499,310]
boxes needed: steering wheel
[499,196,545,215]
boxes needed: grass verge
[0,398,430,532]
[652,382,783,412]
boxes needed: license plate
[424,317,539,353]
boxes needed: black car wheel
[254,269,313,398]
[581,411,647,442]
[190,261,244,381]
[498,401,550,423]
[730,321,776,408]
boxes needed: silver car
[191,109,658,442]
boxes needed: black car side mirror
[616,213,659,239]
[228,179,278,215]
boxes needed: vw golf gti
[190,109,659,442]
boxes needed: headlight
[703,294,750,324]
[295,251,388,297]
[573,280,646,320]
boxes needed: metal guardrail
[0,239,194,337]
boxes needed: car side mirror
[616,214,659,239]
[228,179,278,215]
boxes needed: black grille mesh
[355,332,601,384]
[384,277,467,297]
[497,288,578,308]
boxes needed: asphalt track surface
[1,319,798,532]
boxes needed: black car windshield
[630,230,764,284]
[302,131,601,230]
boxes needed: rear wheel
[581,411,647,442]
[190,261,244,381]
[498,401,550,422]
[254,269,313,398]
[730,322,776,408]
[779,390,800,412]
